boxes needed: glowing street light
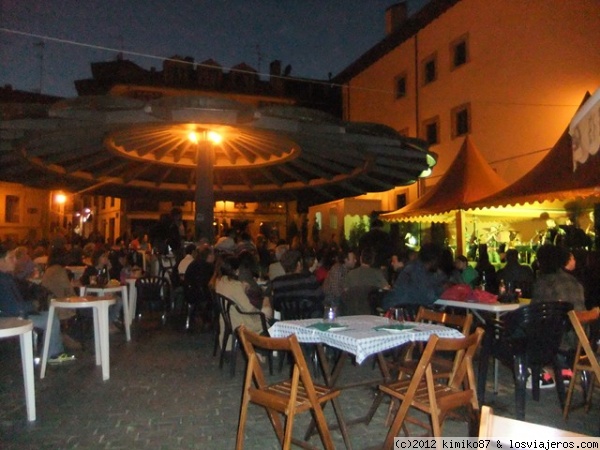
[54,193,67,204]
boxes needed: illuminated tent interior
[466,91,599,248]
[381,135,509,255]
[382,92,599,256]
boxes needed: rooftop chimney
[385,2,408,35]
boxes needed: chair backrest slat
[569,308,600,378]
[237,326,320,404]
[416,307,473,336]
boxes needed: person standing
[475,244,498,293]
[323,249,357,307]
[358,218,393,270]
[167,207,185,261]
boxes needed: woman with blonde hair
[211,255,264,351]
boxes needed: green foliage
[348,217,368,249]
[311,220,320,245]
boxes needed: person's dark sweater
[0,271,35,318]
[271,271,323,314]
[382,259,446,309]
[184,260,214,296]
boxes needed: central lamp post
[189,130,222,243]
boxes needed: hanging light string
[0,27,584,108]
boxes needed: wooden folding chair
[236,325,347,450]
[563,308,600,420]
[480,405,590,439]
[397,307,474,380]
[384,308,474,427]
[379,328,484,449]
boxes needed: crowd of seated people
[1,217,598,362]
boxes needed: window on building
[329,207,338,230]
[422,116,440,145]
[315,212,322,231]
[451,34,469,69]
[396,193,407,209]
[422,53,437,85]
[394,74,407,99]
[451,103,471,138]
[5,195,20,223]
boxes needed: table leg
[494,312,500,394]
[20,329,36,421]
[362,352,392,425]
[96,306,111,381]
[304,346,354,450]
[127,280,137,325]
[40,305,55,379]
[92,308,101,366]
[120,285,131,341]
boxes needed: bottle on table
[498,279,506,296]
[479,272,487,291]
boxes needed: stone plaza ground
[1,319,598,449]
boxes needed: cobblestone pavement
[1,320,597,449]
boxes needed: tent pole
[456,209,466,256]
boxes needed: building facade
[334,0,600,210]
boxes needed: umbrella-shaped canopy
[0,95,435,208]
[381,135,507,223]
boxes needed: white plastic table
[80,284,131,341]
[435,298,521,323]
[0,318,35,421]
[41,296,116,381]
[65,266,86,281]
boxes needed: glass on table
[387,307,407,323]
[323,306,338,323]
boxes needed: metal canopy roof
[0,95,435,207]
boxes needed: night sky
[1,0,430,98]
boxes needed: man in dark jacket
[382,243,447,309]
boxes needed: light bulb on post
[54,193,67,204]
[207,131,222,144]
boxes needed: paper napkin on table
[306,322,347,331]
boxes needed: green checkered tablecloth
[269,315,463,364]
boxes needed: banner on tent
[570,88,600,172]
